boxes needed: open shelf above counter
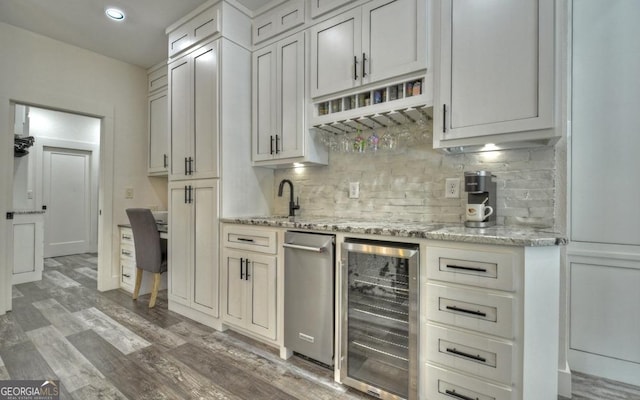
[311,76,432,132]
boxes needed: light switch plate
[125,187,134,199]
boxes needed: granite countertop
[220,216,567,247]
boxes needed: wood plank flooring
[0,253,637,399]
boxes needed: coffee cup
[466,203,494,222]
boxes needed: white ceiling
[0,0,271,69]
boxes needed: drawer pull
[237,237,255,243]
[446,264,487,273]
[446,305,487,317]
[445,389,477,400]
[122,274,131,278]
[122,250,132,256]
[122,234,132,240]
[446,347,487,363]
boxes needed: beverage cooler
[341,239,419,400]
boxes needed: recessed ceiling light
[105,8,125,21]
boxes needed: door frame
[0,90,116,315]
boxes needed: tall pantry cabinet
[166,0,272,327]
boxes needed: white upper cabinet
[168,3,221,59]
[434,0,557,149]
[147,91,169,175]
[361,0,426,85]
[253,0,305,44]
[169,41,220,180]
[147,63,169,176]
[253,32,327,166]
[310,0,356,19]
[310,0,427,99]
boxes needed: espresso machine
[464,170,497,228]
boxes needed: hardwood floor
[1,253,639,399]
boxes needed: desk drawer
[427,244,519,291]
[424,363,514,400]
[425,323,514,385]
[121,260,135,287]
[120,228,135,246]
[426,282,515,339]
[120,243,136,261]
[223,225,277,254]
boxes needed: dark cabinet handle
[270,135,274,155]
[245,259,250,280]
[353,56,358,80]
[163,154,168,168]
[445,264,488,273]
[445,347,487,363]
[443,104,447,133]
[362,53,367,78]
[184,186,188,204]
[445,305,487,317]
[188,185,193,204]
[444,389,475,400]
[188,157,194,175]
[184,157,189,175]
[275,135,280,154]
[240,258,245,280]
[122,273,131,278]
[237,238,255,243]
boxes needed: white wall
[0,22,168,312]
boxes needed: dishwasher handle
[283,243,328,253]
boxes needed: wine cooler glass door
[341,240,419,400]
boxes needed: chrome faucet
[278,179,300,221]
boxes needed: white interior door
[43,147,92,257]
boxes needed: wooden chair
[125,208,167,308]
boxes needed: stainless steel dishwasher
[283,231,335,366]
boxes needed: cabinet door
[192,41,220,179]
[310,9,362,98]
[169,57,191,179]
[245,253,277,339]
[276,32,305,159]
[168,183,191,304]
[148,91,169,175]
[437,0,554,140]
[222,249,247,325]
[252,44,277,162]
[362,0,426,86]
[191,179,219,316]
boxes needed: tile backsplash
[273,130,558,229]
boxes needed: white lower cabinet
[221,225,278,341]
[12,213,44,285]
[423,241,560,400]
[168,179,219,323]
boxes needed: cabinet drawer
[424,363,514,400]
[120,228,134,246]
[223,225,277,254]
[425,323,514,385]
[120,243,136,261]
[426,282,515,339]
[427,244,519,291]
[121,260,135,287]
[168,4,221,58]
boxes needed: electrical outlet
[125,187,134,199]
[445,178,460,198]
[349,182,360,199]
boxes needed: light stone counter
[220,216,567,247]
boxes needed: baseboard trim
[569,349,640,387]
[558,361,572,398]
